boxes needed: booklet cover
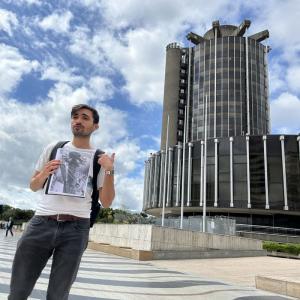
[46,148,93,198]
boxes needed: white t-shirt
[34,142,105,218]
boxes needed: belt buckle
[56,214,65,222]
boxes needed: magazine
[46,148,93,198]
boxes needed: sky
[0,0,300,212]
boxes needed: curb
[256,275,300,299]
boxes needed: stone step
[152,249,267,260]
[88,241,267,261]
[256,275,300,299]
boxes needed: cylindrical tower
[191,20,270,140]
[160,43,188,150]
[143,21,298,231]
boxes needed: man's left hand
[98,153,115,171]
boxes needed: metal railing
[236,224,300,236]
[154,216,236,235]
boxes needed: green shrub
[263,241,300,256]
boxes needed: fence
[154,216,236,235]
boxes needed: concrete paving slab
[149,256,300,288]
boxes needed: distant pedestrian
[5,217,14,237]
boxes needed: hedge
[263,241,300,256]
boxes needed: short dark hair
[71,104,99,124]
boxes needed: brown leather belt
[42,214,89,222]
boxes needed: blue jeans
[9,215,90,300]
[5,228,13,236]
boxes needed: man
[9,104,115,300]
[5,217,14,237]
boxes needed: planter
[267,251,300,259]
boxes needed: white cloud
[69,27,114,74]
[286,66,300,92]
[72,0,242,105]
[0,43,39,95]
[86,0,240,30]
[14,0,42,5]
[114,28,166,105]
[249,1,300,51]
[113,177,144,211]
[88,76,114,100]
[111,142,144,174]
[69,26,168,105]
[247,1,300,95]
[40,63,114,102]
[271,92,300,134]
[40,64,84,84]
[140,134,161,148]
[51,80,112,104]
[0,184,34,209]
[38,11,73,34]
[268,57,286,95]
[97,0,183,29]
[0,8,18,36]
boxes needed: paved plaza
[150,256,300,288]
[0,232,295,300]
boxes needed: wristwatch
[105,169,114,175]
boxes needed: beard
[71,126,92,137]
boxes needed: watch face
[105,170,114,175]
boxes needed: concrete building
[143,20,300,229]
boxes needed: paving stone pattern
[0,233,294,300]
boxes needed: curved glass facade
[192,37,269,141]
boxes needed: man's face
[71,108,98,137]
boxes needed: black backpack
[45,141,104,227]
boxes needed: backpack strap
[92,149,104,200]
[44,141,69,192]
[90,149,104,227]
[49,141,70,160]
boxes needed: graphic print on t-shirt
[47,148,93,198]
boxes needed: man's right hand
[40,160,61,178]
[30,160,61,192]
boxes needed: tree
[0,205,34,224]
[96,208,114,223]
